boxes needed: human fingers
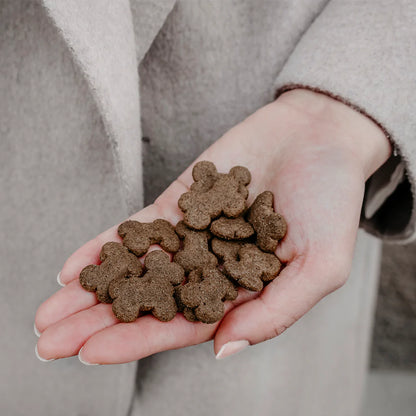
[36,286,257,363]
[76,289,258,365]
[36,303,118,360]
[36,301,219,362]
[35,279,98,334]
[213,253,350,358]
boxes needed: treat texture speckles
[176,267,238,323]
[118,219,180,257]
[109,250,185,322]
[247,191,287,252]
[173,221,218,273]
[178,161,251,230]
[210,216,254,240]
[212,239,282,291]
[79,242,143,303]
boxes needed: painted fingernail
[34,323,41,337]
[215,340,249,360]
[35,344,55,362]
[57,271,65,287]
[78,347,98,366]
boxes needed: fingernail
[78,347,98,366]
[216,340,249,360]
[34,323,41,337]
[35,344,55,362]
[57,271,65,287]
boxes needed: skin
[34,89,391,364]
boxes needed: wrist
[273,89,392,180]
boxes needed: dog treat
[178,161,251,230]
[212,238,282,291]
[109,250,185,322]
[211,238,244,261]
[247,191,287,253]
[118,219,180,257]
[79,160,288,325]
[177,267,238,324]
[79,242,144,303]
[210,216,254,240]
[173,221,218,273]
[175,269,202,322]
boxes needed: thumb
[214,256,348,358]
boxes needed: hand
[35,89,391,364]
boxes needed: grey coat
[1,1,415,415]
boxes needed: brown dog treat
[79,242,143,304]
[118,219,180,257]
[247,191,287,253]
[210,216,254,240]
[178,267,238,324]
[211,238,244,262]
[226,244,282,291]
[190,161,219,192]
[183,308,198,322]
[173,221,218,273]
[178,161,251,230]
[109,250,185,322]
[212,238,282,291]
[175,269,202,322]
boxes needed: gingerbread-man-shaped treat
[173,221,218,273]
[79,242,143,303]
[178,161,251,230]
[118,218,180,257]
[212,239,282,291]
[247,191,287,252]
[177,267,238,323]
[174,268,203,322]
[109,250,185,322]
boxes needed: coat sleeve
[273,0,416,243]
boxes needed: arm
[34,90,390,363]
[274,0,416,242]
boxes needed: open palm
[35,91,390,364]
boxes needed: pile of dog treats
[79,161,287,324]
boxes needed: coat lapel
[41,0,168,212]
[130,0,176,61]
